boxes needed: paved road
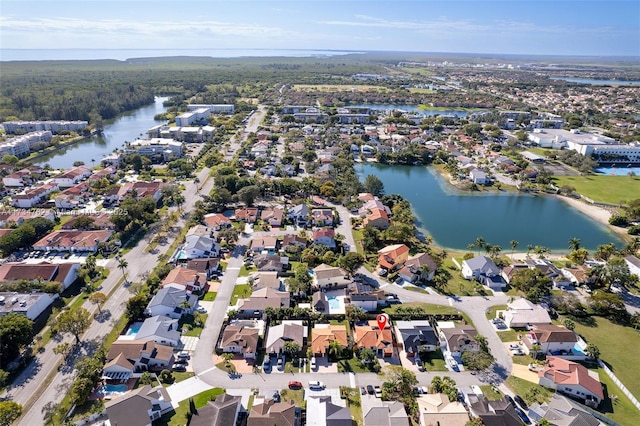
[8,167,213,425]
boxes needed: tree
[474,236,485,249]
[509,268,553,303]
[466,417,485,426]
[363,175,385,197]
[53,342,71,357]
[237,185,260,206]
[328,339,344,360]
[117,257,129,283]
[0,154,19,165]
[158,369,174,384]
[429,375,457,401]
[563,318,575,331]
[0,312,34,368]
[568,237,581,252]
[585,343,600,360]
[0,401,22,426]
[57,308,91,344]
[382,365,418,402]
[594,243,617,261]
[0,369,8,388]
[461,351,494,371]
[89,292,107,314]
[282,341,301,359]
[338,252,364,276]
[345,305,367,323]
[358,347,376,365]
[138,371,154,385]
[568,248,589,265]
[510,240,519,259]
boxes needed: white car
[309,380,325,390]
[310,357,317,370]
[196,306,207,314]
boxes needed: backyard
[157,387,224,426]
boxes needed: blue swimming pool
[327,297,341,310]
[126,322,142,336]
[595,166,640,176]
[97,384,128,397]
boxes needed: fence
[598,359,640,412]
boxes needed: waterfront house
[398,253,437,283]
[503,298,552,328]
[363,208,391,230]
[51,166,92,188]
[461,255,505,290]
[378,244,410,272]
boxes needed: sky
[1,0,639,57]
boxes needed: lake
[35,97,168,169]
[348,104,479,117]
[550,77,640,86]
[356,163,622,251]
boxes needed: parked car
[504,395,515,406]
[174,358,188,365]
[374,386,382,398]
[511,348,525,356]
[272,391,281,403]
[415,358,424,371]
[514,395,528,410]
[277,357,284,369]
[361,386,367,395]
[172,364,187,372]
[509,343,520,350]
[288,381,303,390]
[514,406,531,424]
[196,306,207,314]
[309,381,325,390]
[310,357,317,370]
[366,385,375,395]
[262,358,271,370]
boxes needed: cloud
[0,16,297,39]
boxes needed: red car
[288,381,303,390]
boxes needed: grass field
[230,284,252,306]
[505,376,553,404]
[596,369,640,426]
[157,387,224,426]
[569,316,640,398]
[292,84,389,92]
[552,175,640,204]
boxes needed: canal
[356,163,623,251]
[35,97,168,169]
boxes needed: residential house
[62,213,115,230]
[348,293,379,312]
[265,320,307,356]
[186,258,220,279]
[0,292,58,320]
[234,207,259,224]
[312,292,329,313]
[105,181,165,205]
[521,324,578,357]
[203,213,232,230]
[135,315,182,347]
[0,261,79,290]
[161,267,207,293]
[503,298,552,329]
[105,385,173,426]
[238,287,290,317]
[0,209,55,227]
[311,324,349,356]
[312,228,336,248]
[363,402,410,426]
[363,208,391,230]
[3,169,34,187]
[311,208,334,226]
[177,234,220,260]
[561,266,590,287]
[32,230,113,253]
[250,235,279,253]
[313,263,351,290]
[624,255,640,278]
[260,207,284,227]
[12,182,59,208]
[398,253,437,283]
[417,393,470,426]
[469,168,488,185]
[54,182,92,209]
[189,393,243,426]
[307,396,351,426]
[247,399,296,426]
[523,258,573,289]
[220,324,260,359]
[51,166,92,188]
[461,255,505,290]
[468,395,522,426]
[145,287,198,319]
[287,204,309,225]
[538,356,604,407]
[253,253,286,272]
[438,324,479,357]
[105,340,174,375]
[353,320,394,357]
[253,271,283,291]
[377,244,410,272]
[528,393,603,426]
[394,320,439,356]
[281,234,308,253]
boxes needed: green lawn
[552,175,640,204]
[230,284,252,305]
[496,329,522,343]
[505,376,553,404]
[570,316,640,398]
[479,385,503,401]
[280,388,306,409]
[184,314,207,337]
[486,305,507,320]
[440,255,493,296]
[156,387,224,426]
[419,348,448,371]
[383,302,473,325]
[171,371,195,383]
[202,292,217,301]
[336,357,373,374]
[597,369,640,426]
[239,265,256,277]
[351,229,365,255]
[404,286,430,294]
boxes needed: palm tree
[510,240,519,260]
[526,244,534,257]
[569,237,581,252]
[585,343,600,360]
[328,339,344,361]
[117,257,129,284]
[475,237,486,249]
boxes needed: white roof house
[503,298,552,328]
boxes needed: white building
[127,138,183,161]
[0,292,59,320]
[528,128,640,161]
[0,131,53,157]
[2,120,87,134]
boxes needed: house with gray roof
[394,320,439,356]
[136,315,181,347]
[364,402,410,426]
[265,320,307,356]
[105,385,173,426]
[461,255,505,290]
[528,393,602,426]
[145,286,198,319]
[307,396,351,426]
[189,393,243,426]
[468,395,522,426]
[176,234,220,260]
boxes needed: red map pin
[376,313,388,330]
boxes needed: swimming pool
[97,384,128,398]
[126,322,143,336]
[595,166,640,176]
[327,296,341,310]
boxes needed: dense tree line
[0,217,55,257]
